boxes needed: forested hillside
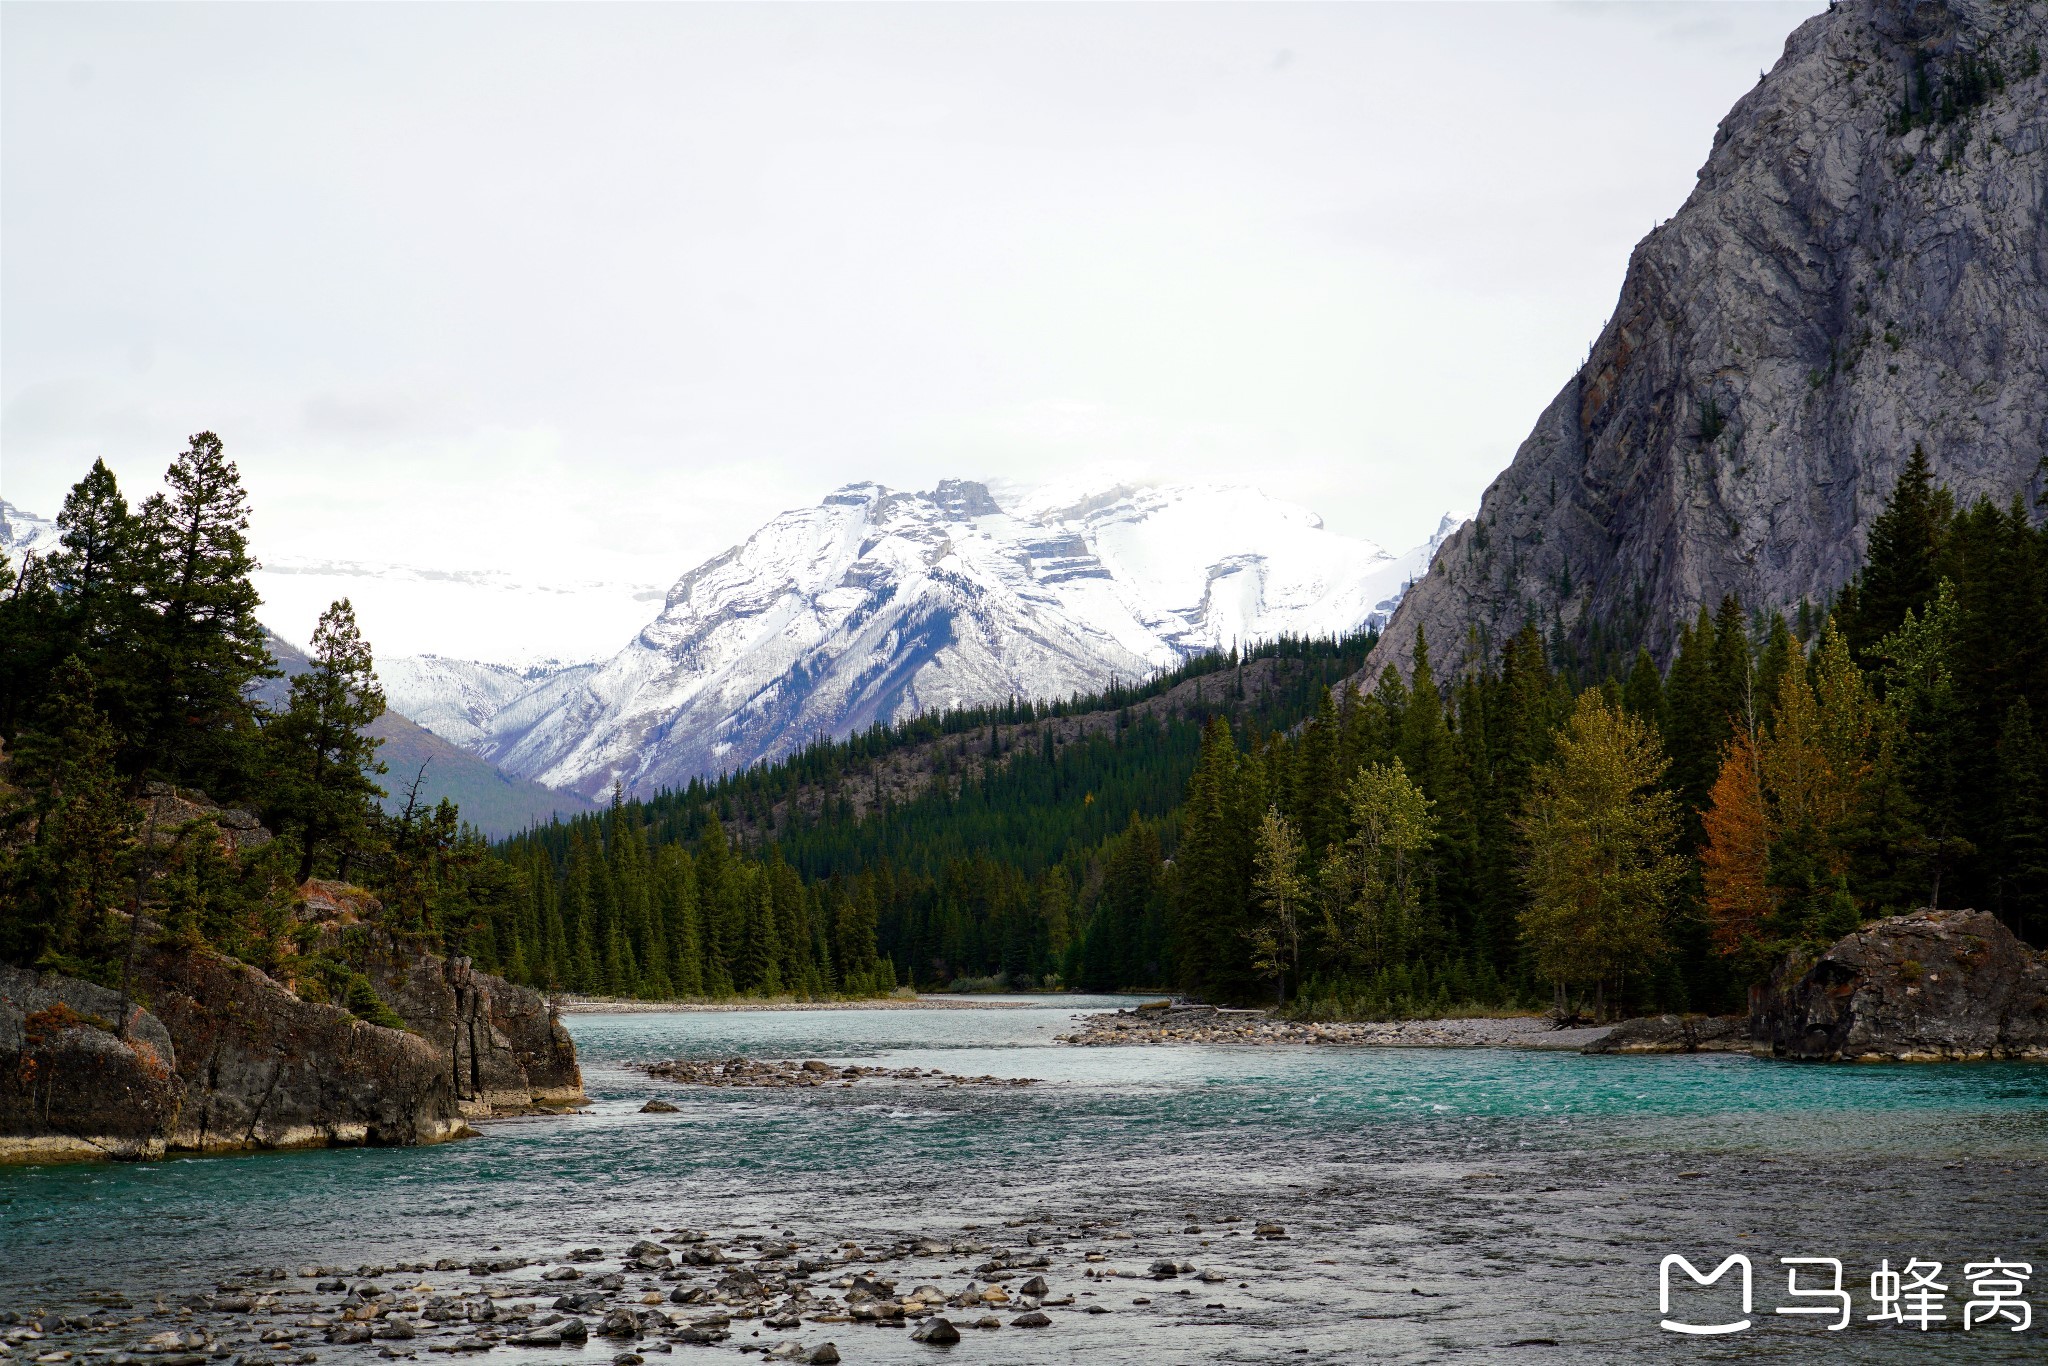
[488,453,2048,1019]
[6,437,2042,1025]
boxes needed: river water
[5,998,2047,1363]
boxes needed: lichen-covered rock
[1369,0,2048,682]
[1751,909,2048,1061]
[0,967,182,1162]
[131,938,472,1152]
[1581,1013,1750,1055]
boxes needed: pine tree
[1840,445,1948,662]
[134,432,276,793]
[0,659,137,978]
[261,599,388,883]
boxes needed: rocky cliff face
[299,881,583,1115]
[1372,0,2048,680]
[1752,908,2048,1060]
[0,969,182,1163]
[1,882,584,1163]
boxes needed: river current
[6,998,2046,1363]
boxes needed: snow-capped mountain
[1,500,61,564]
[376,655,595,749]
[418,479,1458,799]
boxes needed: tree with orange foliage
[1700,730,1771,959]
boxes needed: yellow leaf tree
[1518,691,1686,1020]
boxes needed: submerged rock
[1752,909,2048,1061]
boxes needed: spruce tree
[134,432,276,793]
[261,599,388,883]
[0,658,137,978]
[1840,446,1948,662]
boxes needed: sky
[3,1,1827,660]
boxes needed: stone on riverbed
[908,1317,959,1345]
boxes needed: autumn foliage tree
[1517,692,1686,1019]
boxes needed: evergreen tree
[1840,445,1948,661]
[0,659,138,978]
[262,599,387,882]
[133,432,276,793]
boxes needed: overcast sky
[5,1,1824,636]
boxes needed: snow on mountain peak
[412,478,1457,798]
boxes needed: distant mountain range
[8,482,1454,812]
[381,479,1459,799]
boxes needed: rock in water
[1366,0,2048,683]
[1581,1014,1750,1055]
[0,968,183,1163]
[2,858,587,1164]
[639,1100,678,1113]
[1752,909,2048,1061]
[908,1317,960,1345]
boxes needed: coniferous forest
[4,439,2044,1022]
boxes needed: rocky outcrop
[1581,1013,1751,1055]
[0,968,182,1162]
[128,937,470,1153]
[297,881,583,1116]
[138,782,272,853]
[1,887,583,1162]
[1370,0,2048,682]
[1752,908,2048,1061]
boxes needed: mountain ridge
[393,478,1455,799]
[1368,0,2048,683]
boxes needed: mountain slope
[460,479,1450,798]
[261,633,597,837]
[1372,0,2048,682]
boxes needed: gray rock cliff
[1371,0,2048,682]
[1752,907,2048,1060]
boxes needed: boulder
[1751,909,2048,1061]
[0,967,182,1163]
[1581,1014,1750,1055]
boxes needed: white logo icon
[1659,1254,1753,1335]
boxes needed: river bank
[1056,1005,1623,1050]
[554,994,1067,1014]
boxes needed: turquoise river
[5,998,2046,1363]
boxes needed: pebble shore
[1057,1005,1616,1050]
[641,1059,1037,1090]
[2,1216,1293,1366]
